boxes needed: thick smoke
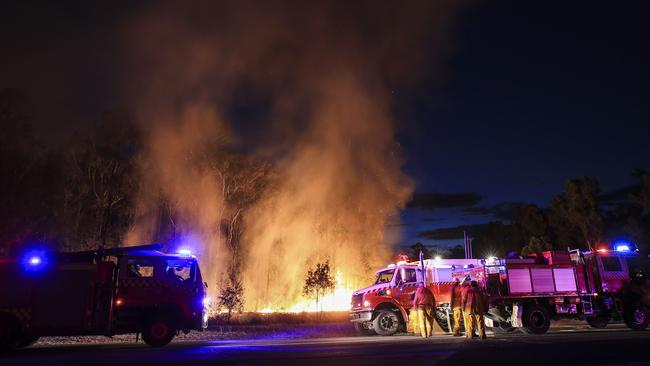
[122,0,465,308]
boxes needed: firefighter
[460,277,475,339]
[449,277,463,336]
[413,281,435,338]
[471,280,488,339]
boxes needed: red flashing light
[596,248,608,253]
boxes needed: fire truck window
[166,259,193,282]
[602,256,622,272]
[127,259,154,278]
[401,268,417,284]
[375,269,395,284]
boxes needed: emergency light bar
[615,244,631,252]
[178,249,192,257]
[612,240,637,253]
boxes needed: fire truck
[350,243,649,336]
[0,244,209,350]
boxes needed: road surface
[1,326,649,366]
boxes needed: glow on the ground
[255,270,355,313]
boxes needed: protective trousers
[463,312,476,339]
[417,306,433,338]
[452,307,463,335]
[474,313,486,338]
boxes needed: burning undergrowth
[120,0,466,310]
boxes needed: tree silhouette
[217,277,244,322]
[303,260,335,312]
[550,177,603,250]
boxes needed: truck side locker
[30,263,95,335]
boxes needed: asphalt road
[2,326,649,366]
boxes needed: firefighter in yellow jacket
[413,282,435,337]
[462,280,488,339]
[449,277,463,336]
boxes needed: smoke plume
[121,0,465,308]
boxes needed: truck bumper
[349,310,373,323]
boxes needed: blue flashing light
[612,240,634,253]
[178,248,192,257]
[22,249,48,272]
[615,244,631,252]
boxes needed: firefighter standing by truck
[449,277,463,336]
[471,280,488,339]
[413,281,435,337]
[460,278,473,338]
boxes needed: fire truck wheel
[623,304,650,331]
[434,308,451,333]
[354,322,376,336]
[586,315,610,329]
[142,316,176,347]
[491,321,515,333]
[521,304,550,334]
[0,314,20,351]
[372,310,400,336]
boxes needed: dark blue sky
[401,1,649,203]
[395,1,650,246]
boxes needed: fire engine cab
[0,244,209,350]
[350,244,649,336]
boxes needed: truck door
[596,254,628,293]
[393,267,419,308]
[117,258,159,308]
[163,258,196,313]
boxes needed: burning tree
[303,260,335,312]
[217,277,244,322]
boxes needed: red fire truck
[350,244,649,336]
[0,244,209,350]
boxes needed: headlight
[363,300,370,307]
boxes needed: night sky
[2,1,649,247]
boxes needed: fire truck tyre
[623,304,650,331]
[491,321,515,333]
[521,304,550,334]
[14,336,39,349]
[434,308,451,333]
[142,316,176,347]
[372,310,400,336]
[354,322,376,336]
[586,315,609,329]
[0,314,20,351]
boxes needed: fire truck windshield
[375,269,395,285]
